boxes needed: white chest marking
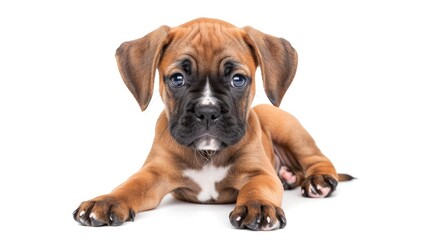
[200,79,216,105]
[183,164,230,202]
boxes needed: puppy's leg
[254,104,340,198]
[73,162,174,226]
[229,173,286,231]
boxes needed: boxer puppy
[73,18,353,231]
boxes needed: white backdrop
[1,0,428,239]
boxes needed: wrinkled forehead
[160,22,256,73]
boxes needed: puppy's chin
[194,135,221,151]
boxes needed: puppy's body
[74,18,352,231]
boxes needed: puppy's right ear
[115,26,170,111]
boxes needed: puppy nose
[195,104,221,122]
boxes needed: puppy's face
[115,18,298,151]
[158,23,257,151]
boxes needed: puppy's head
[116,18,297,151]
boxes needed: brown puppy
[73,18,353,231]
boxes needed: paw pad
[278,166,297,190]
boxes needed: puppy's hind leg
[254,104,352,198]
[272,144,305,190]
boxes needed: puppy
[73,18,353,231]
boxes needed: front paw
[229,201,286,231]
[73,195,135,227]
[301,175,338,198]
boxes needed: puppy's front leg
[229,173,286,231]
[73,162,174,226]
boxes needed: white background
[1,0,428,239]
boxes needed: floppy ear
[243,26,298,107]
[115,25,170,111]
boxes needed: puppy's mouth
[192,135,222,151]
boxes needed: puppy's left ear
[243,26,298,107]
[115,26,171,111]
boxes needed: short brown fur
[74,18,352,230]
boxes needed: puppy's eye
[170,73,185,87]
[231,74,247,88]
